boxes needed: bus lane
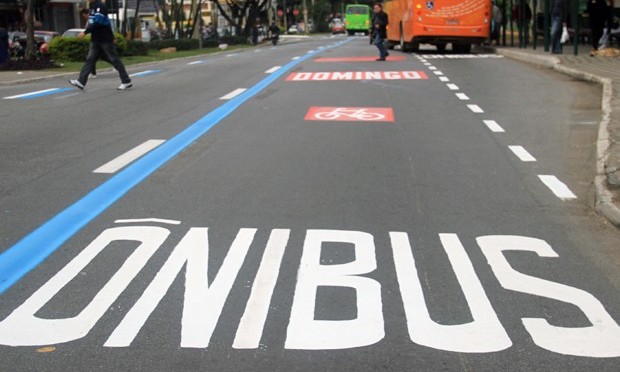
[0,39,619,371]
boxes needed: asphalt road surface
[1,36,619,371]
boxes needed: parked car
[62,28,85,38]
[8,31,25,49]
[288,25,298,34]
[15,31,58,55]
[332,21,345,34]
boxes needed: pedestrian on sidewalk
[491,1,502,46]
[0,27,9,65]
[587,0,611,51]
[513,0,532,47]
[550,0,568,54]
[371,2,389,61]
[69,0,132,90]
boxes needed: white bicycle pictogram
[314,108,386,121]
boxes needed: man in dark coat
[587,0,611,51]
[371,3,389,61]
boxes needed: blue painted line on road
[0,38,353,295]
[4,88,73,100]
[129,69,161,78]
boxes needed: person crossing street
[69,0,132,90]
[371,3,389,61]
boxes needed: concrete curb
[492,47,620,227]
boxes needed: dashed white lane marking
[292,56,301,60]
[188,61,204,65]
[433,71,444,76]
[455,93,470,100]
[220,88,247,100]
[439,76,450,82]
[538,175,577,200]
[265,66,281,74]
[508,146,537,162]
[428,66,437,70]
[93,140,166,174]
[447,84,459,90]
[467,104,484,113]
[424,63,432,66]
[483,120,505,133]
[307,50,315,53]
[226,54,238,57]
[254,50,261,53]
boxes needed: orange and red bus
[384,0,491,53]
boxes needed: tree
[210,0,270,37]
[25,0,37,60]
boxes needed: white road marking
[265,66,281,74]
[220,88,247,100]
[467,104,484,113]
[292,56,301,60]
[538,175,577,200]
[307,50,315,53]
[483,120,505,133]
[93,140,165,174]
[424,63,432,66]
[226,54,238,57]
[114,218,181,225]
[447,84,459,90]
[188,61,204,65]
[254,50,261,53]
[233,229,290,349]
[455,93,470,100]
[433,71,444,76]
[439,76,450,82]
[508,146,537,162]
[428,66,437,70]
[4,88,61,100]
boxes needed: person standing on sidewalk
[371,3,389,61]
[69,0,132,90]
[550,0,568,54]
[587,0,611,51]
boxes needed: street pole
[302,0,308,35]
[284,0,288,34]
[533,0,538,49]
[543,0,549,51]
[510,0,514,46]
[572,0,579,55]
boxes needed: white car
[288,25,298,34]
[62,28,85,38]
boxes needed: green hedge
[147,38,200,51]
[48,33,127,62]
[124,40,149,56]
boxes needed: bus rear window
[347,6,368,14]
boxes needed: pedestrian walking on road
[550,0,568,54]
[587,0,611,51]
[491,1,502,45]
[69,0,132,90]
[371,3,389,61]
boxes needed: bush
[218,35,249,45]
[147,38,200,51]
[48,33,127,62]
[124,40,149,56]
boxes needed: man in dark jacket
[587,0,611,51]
[371,3,389,61]
[550,0,568,54]
[70,0,132,90]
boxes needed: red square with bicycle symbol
[305,107,394,122]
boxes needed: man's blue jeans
[550,15,563,54]
[374,33,388,59]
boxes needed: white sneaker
[90,73,97,78]
[117,82,132,90]
[69,79,84,90]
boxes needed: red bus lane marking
[286,71,429,81]
[305,107,395,122]
[314,56,407,62]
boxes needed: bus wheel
[387,41,395,50]
[410,42,420,53]
[347,30,354,36]
[436,43,447,52]
[453,43,472,53]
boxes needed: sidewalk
[489,43,620,227]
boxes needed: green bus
[345,4,371,36]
